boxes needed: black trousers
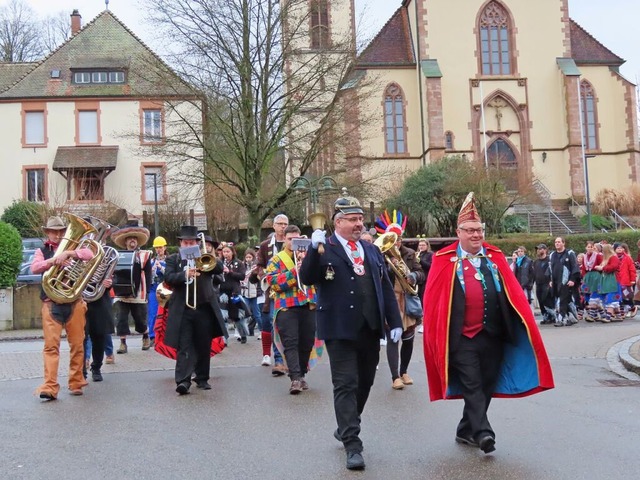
[325,326,380,453]
[175,304,214,385]
[449,331,503,442]
[536,284,555,319]
[276,306,316,380]
[554,284,573,317]
[115,302,148,336]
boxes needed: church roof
[569,19,623,66]
[357,7,415,67]
[356,9,624,70]
[0,10,194,98]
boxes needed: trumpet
[374,232,418,295]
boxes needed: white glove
[390,327,403,343]
[311,229,326,249]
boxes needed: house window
[109,71,124,83]
[26,168,46,202]
[74,72,91,83]
[384,84,406,154]
[25,111,45,145]
[310,0,330,49]
[143,166,164,202]
[91,72,108,83]
[445,131,454,150]
[479,1,513,75]
[78,110,98,144]
[580,80,598,150]
[143,109,163,143]
[73,70,126,84]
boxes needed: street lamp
[583,154,595,234]
[291,174,338,246]
[152,173,159,237]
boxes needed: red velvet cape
[423,241,554,401]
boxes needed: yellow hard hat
[152,236,167,247]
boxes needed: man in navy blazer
[299,189,402,471]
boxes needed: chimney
[70,10,82,35]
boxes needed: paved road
[1,320,639,480]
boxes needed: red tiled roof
[570,19,624,66]
[357,7,414,67]
[53,146,119,171]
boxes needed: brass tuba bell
[42,213,105,303]
[374,231,418,295]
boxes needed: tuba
[82,217,119,303]
[42,213,105,304]
[374,232,418,295]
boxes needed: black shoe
[39,392,56,401]
[479,435,496,454]
[176,382,190,395]
[346,451,365,470]
[455,435,478,447]
[196,381,212,390]
[240,337,247,344]
[91,370,103,382]
[333,429,343,443]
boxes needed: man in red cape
[423,192,554,454]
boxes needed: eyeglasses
[458,227,484,235]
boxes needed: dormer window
[72,70,126,84]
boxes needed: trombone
[185,234,220,309]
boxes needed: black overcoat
[163,253,227,348]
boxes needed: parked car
[22,238,44,250]
[16,249,41,284]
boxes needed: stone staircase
[512,203,586,234]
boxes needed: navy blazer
[299,234,402,340]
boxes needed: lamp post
[153,173,159,237]
[583,154,595,234]
[291,174,338,232]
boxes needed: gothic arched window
[478,1,514,75]
[580,80,599,150]
[487,138,516,166]
[384,84,406,154]
[445,131,454,150]
[310,0,330,49]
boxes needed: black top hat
[177,225,199,240]
[203,234,219,250]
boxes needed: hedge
[0,222,24,288]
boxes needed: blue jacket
[299,234,402,340]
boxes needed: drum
[112,251,136,297]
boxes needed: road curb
[617,335,640,376]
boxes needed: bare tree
[139,0,379,238]
[39,11,71,55]
[0,0,42,62]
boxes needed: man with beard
[299,189,402,471]
[533,244,556,325]
[549,237,580,326]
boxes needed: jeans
[148,284,159,339]
[243,296,261,332]
[104,334,114,356]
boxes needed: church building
[296,0,639,204]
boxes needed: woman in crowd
[614,242,637,318]
[594,244,622,322]
[220,244,249,343]
[241,248,262,337]
[148,236,168,347]
[581,241,603,321]
[513,246,534,304]
[415,238,432,334]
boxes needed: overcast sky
[4,0,639,82]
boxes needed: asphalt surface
[1,319,640,479]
